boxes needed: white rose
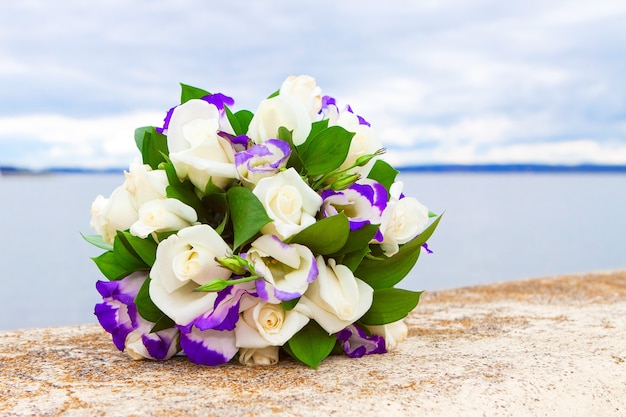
[238,346,280,366]
[167,99,238,190]
[295,257,373,334]
[149,224,232,325]
[235,300,310,348]
[247,95,312,146]
[365,319,408,352]
[130,198,198,238]
[90,186,138,245]
[123,159,168,210]
[334,111,382,176]
[279,75,322,119]
[379,181,429,257]
[253,168,322,240]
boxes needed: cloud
[0,112,164,168]
[0,0,625,167]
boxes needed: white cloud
[0,0,625,167]
[0,112,163,169]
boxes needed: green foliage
[288,213,350,255]
[117,231,157,266]
[135,126,169,170]
[92,251,133,281]
[135,276,169,323]
[367,159,398,191]
[278,127,304,172]
[81,233,113,251]
[226,186,272,249]
[286,321,336,369]
[298,126,354,176]
[224,106,254,136]
[180,83,211,103]
[355,215,442,289]
[359,288,423,326]
[162,162,205,220]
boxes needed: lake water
[1,172,625,331]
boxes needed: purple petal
[357,115,371,127]
[94,275,146,351]
[183,285,253,332]
[337,324,387,358]
[255,279,271,302]
[156,106,176,134]
[95,280,136,306]
[345,104,371,127]
[201,93,235,112]
[306,255,318,283]
[141,330,178,360]
[94,301,137,351]
[422,243,433,254]
[179,327,238,366]
[321,95,336,109]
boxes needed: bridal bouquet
[86,75,441,368]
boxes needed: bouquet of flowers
[86,75,441,368]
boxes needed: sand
[1,270,625,416]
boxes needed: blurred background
[1,0,625,330]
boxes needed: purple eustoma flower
[235,139,291,185]
[337,324,387,358]
[179,327,239,366]
[247,234,318,302]
[176,283,255,366]
[94,272,179,360]
[321,179,388,241]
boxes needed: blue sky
[1,0,626,169]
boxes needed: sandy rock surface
[1,271,625,416]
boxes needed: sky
[1,0,626,169]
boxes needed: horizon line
[2,163,626,175]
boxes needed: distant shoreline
[2,163,626,176]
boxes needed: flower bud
[330,173,361,191]
[215,255,250,275]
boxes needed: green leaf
[359,288,423,326]
[297,119,328,156]
[92,251,132,281]
[162,161,205,219]
[204,177,225,195]
[117,231,158,266]
[180,83,210,103]
[135,276,168,323]
[411,213,443,247]
[340,246,371,272]
[281,297,300,311]
[278,126,304,173]
[286,321,336,369]
[267,89,279,99]
[81,233,113,251]
[235,110,254,135]
[355,215,442,289]
[150,315,176,333]
[288,213,350,255]
[335,224,379,255]
[226,186,272,249]
[298,126,354,176]
[202,192,229,234]
[367,159,399,191]
[134,126,151,154]
[137,127,169,170]
[113,232,149,271]
[224,106,242,136]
